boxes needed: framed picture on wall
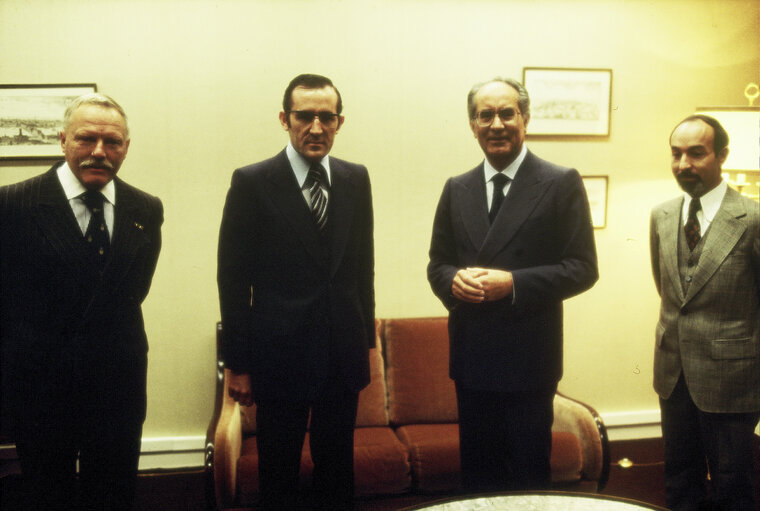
[0,83,97,160]
[582,175,608,229]
[523,68,612,136]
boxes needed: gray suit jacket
[650,186,760,413]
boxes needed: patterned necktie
[685,197,701,251]
[81,190,110,268]
[489,173,509,224]
[305,163,329,231]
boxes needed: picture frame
[522,68,612,136]
[582,175,608,229]
[0,83,97,159]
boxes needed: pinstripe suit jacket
[0,163,163,437]
[650,186,760,413]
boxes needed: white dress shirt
[681,179,727,233]
[57,162,115,239]
[483,144,528,206]
[286,142,332,206]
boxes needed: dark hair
[282,74,343,114]
[672,114,729,154]
[467,77,530,120]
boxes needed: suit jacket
[217,149,375,402]
[0,163,163,437]
[428,151,598,392]
[650,187,760,413]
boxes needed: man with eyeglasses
[218,74,374,510]
[427,78,598,492]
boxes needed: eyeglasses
[474,108,521,127]
[289,110,341,128]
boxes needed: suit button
[680,308,688,315]
[685,276,693,282]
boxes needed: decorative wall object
[523,68,612,136]
[0,83,97,159]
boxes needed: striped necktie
[306,163,329,232]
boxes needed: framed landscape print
[0,83,97,159]
[523,68,612,136]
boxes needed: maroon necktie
[684,198,701,251]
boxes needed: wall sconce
[697,82,760,201]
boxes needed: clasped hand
[451,267,513,303]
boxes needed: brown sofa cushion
[356,343,389,427]
[384,317,458,425]
[550,431,584,483]
[395,424,584,494]
[395,423,461,493]
[235,426,411,504]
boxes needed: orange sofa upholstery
[205,318,610,509]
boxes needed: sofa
[205,317,610,510]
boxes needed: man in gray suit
[650,114,760,511]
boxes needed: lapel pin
[134,222,144,230]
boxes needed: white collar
[483,144,527,183]
[57,161,116,205]
[682,179,727,224]
[286,142,331,188]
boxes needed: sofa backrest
[382,317,458,426]
[355,321,390,426]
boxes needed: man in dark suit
[0,93,163,510]
[427,77,598,492]
[217,74,374,510]
[651,115,760,511]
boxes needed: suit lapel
[456,165,490,251]
[267,152,327,267]
[30,165,88,274]
[105,179,149,278]
[684,188,748,303]
[327,160,356,277]
[479,152,550,263]
[658,198,685,301]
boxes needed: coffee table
[401,491,668,510]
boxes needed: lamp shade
[695,107,760,171]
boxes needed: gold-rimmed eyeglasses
[474,108,522,127]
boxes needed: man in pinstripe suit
[0,93,163,510]
[651,115,760,510]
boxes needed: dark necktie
[81,190,110,268]
[305,163,329,232]
[685,197,701,251]
[489,173,509,224]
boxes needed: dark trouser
[255,375,359,511]
[14,417,143,511]
[455,382,556,493]
[660,373,760,511]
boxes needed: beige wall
[1,0,758,444]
